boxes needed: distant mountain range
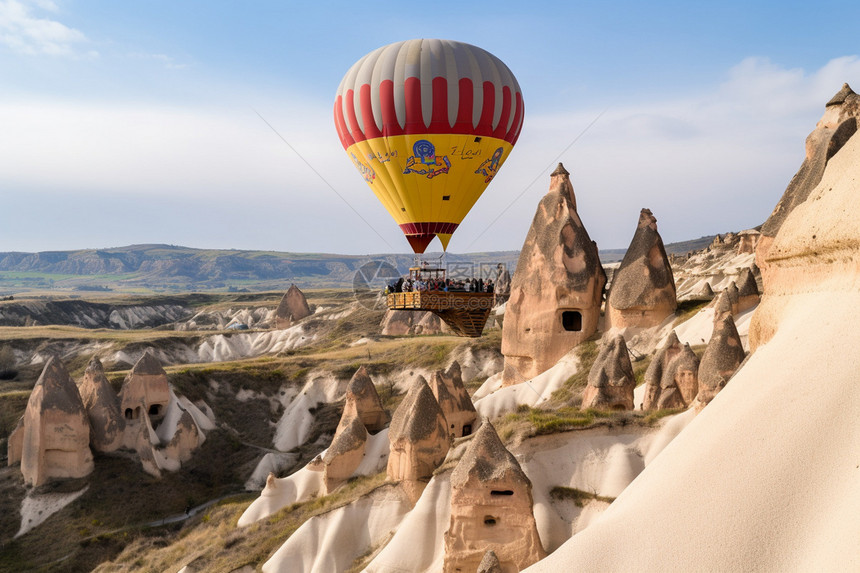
[0,237,716,293]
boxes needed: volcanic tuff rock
[477,551,503,573]
[501,163,606,386]
[756,83,860,288]
[642,332,682,410]
[494,264,512,306]
[444,420,546,573]
[342,366,389,433]
[380,309,449,336]
[13,356,94,486]
[737,229,761,255]
[658,343,700,409]
[78,357,124,452]
[322,412,368,494]
[274,284,311,329]
[582,334,636,410]
[119,351,169,443]
[428,361,477,440]
[736,267,760,312]
[695,313,745,406]
[386,376,450,503]
[606,208,677,329]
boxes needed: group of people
[386,276,494,294]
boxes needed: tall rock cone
[736,267,761,313]
[658,343,700,409]
[581,334,635,410]
[19,356,94,486]
[754,83,860,311]
[695,313,745,407]
[606,208,677,329]
[322,412,368,494]
[642,332,682,410]
[443,420,546,573]
[386,376,450,503]
[343,366,389,433]
[428,361,477,440]
[119,350,169,445]
[274,284,312,329]
[78,357,124,452]
[501,163,606,386]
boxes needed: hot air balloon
[334,39,524,254]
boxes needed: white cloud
[0,0,92,57]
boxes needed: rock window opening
[462,424,472,436]
[491,490,514,496]
[484,516,497,526]
[562,310,582,332]
[149,404,162,417]
[124,408,133,420]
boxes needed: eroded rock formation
[386,376,450,503]
[737,229,760,255]
[343,366,389,433]
[581,335,635,410]
[15,357,94,486]
[119,351,169,440]
[756,83,860,294]
[478,550,503,573]
[606,208,677,329]
[78,357,124,452]
[642,332,682,410]
[494,264,512,306]
[736,267,760,312]
[695,313,745,406]
[659,343,700,409]
[380,309,448,336]
[501,163,606,385]
[274,284,312,329]
[443,420,545,573]
[428,361,477,440]
[322,412,368,493]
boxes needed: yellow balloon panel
[345,134,513,252]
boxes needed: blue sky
[2,0,859,255]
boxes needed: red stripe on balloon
[452,78,474,134]
[507,91,524,145]
[399,222,459,235]
[475,82,495,136]
[379,79,403,136]
[492,86,512,140]
[428,77,450,132]
[344,89,366,143]
[333,96,354,149]
[359,84,382,139]
[404,76,424,134]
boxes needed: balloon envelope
[334,39,524,253]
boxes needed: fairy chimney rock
[606,209,677,329]
[737,229,760,255]
[494,264,512,305]
[387,376,450,503]
[78,357,124,452]
[443,420,546,573]
[119,351,169,435]
[662,343,700,408]
[581,335,635,411]
[381,309,449,336]
[726,282,740,315]
[695,313,745,407]
[477,551,503,573]
[343,366,389,433]
[164,410,201,465]
[428,361,477,440]
[736,268,760,312]
[642,332,682,410]
[757,83,860,287]
[323,412,368,493]
[274,284,311,329]
[19,356,94,486]
[501,163,606,386]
